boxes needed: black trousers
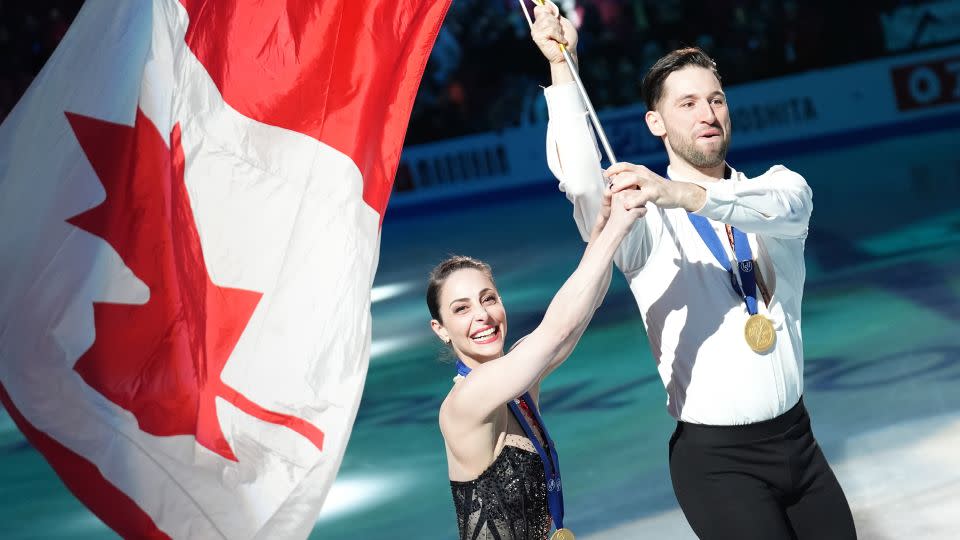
[669,397,857,540]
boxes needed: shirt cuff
[694,181,737,220]
[544,81,585,118]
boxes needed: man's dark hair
[641,47,721,111]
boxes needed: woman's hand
[605,189,649,233]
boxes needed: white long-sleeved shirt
[545,82,812,425]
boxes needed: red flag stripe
[180,0,452,221]
[217,380,326,451]
[0,384,171,539]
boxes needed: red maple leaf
[66,109,324,461]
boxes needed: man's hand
[605,162,706,213]
[531,1,578,65]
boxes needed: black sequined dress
[450,445,551,540]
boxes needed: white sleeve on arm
[545,82,605,241]
[695,165,812,239]
[544,82,653,273]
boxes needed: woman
[427,189,647,540]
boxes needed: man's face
[655,66,731,169]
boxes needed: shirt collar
[666,163,738,184]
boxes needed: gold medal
[551,528,575,540]
[744,314,776,353]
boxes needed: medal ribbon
[456,360,565,530]
[686,213,759,316]
[664,173,758,316]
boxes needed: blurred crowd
[408,0,945,144]
[0,1,81,125]
[1,0,956,145]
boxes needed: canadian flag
[0,1,450,538]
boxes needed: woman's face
[431,268,507,363]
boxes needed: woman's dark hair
[426,255,494,322]
[641,47,721,111]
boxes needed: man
[530,4,857,539]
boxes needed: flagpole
[521,0,618,165]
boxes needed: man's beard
[666,127,729,168]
